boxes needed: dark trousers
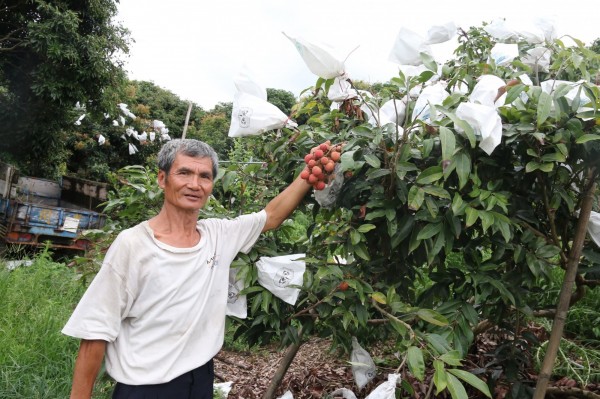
[112,359,214,399]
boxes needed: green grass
[0,251,88,399]
[0,250,249,398]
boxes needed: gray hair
[157,139,219,178]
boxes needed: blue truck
[0,162,107,251]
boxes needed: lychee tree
[217,26,600,398]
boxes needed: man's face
[158,154,214,212]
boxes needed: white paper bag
[283,32,347,79]
[365,374,400,399]
[328,76,358,102]
[411,83,449,123]
[425,22,456,44]
[521,47,551,73]
[379,98,407,126]
[234,65,267,100]
[587,211,600,248]
[469,74,507,108]
[456,102,502,155]
[226,267,247,319]
[276,391,294,399]
[256,254,305,305]
[329,388,358,399]
[490,43,519,66]
[351,336,377,390]
[228,92,297,137]
[388,27,432,66]
[483,19,518,42]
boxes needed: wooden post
[182,102,193,139]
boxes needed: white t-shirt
[62,210,267,385]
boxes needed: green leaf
[576,134,600,144]
[439,127,456,161]
[353,242,370,260]
[357,223,376,233]
[452,193,465,215]
[447,369,492,398]
[465,207,478,228]
[421,52,438,73]
[417,223,443,240]
[416,166,444,184]
[505,84,526,104]
[455,152,471,190]
[408,185,425,211]
[446,373,469,399]
[433,360,448,394]
[537,91,552,127]
[407,346,425,381]
[363,153,381,168]
[525,161,539,173]
[417,308,449,326]
[371,292,387,304]
[366,168,391,180]
[426,333,451,355]
[536,244,561,258]
[439,350,463,366]
[423,185,451,199]
[541,152,566,162]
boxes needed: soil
[214,334,600,399]
[215,337,365,398]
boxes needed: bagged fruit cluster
[300,141,343,190]
[300,141,345,208]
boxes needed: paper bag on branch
[328,76,358,102]
[389,27,432,66]
[587,211,600,248]
[256,254,305,305]
[456,102,502,155]
[351,336,377,389]
[483,19,519,42]
[283,32,350,79]
[425,22,456,44]
[226,267,247,319]
[234,65,267,100]
[470,74,507,108]
[490,43,519,66]
[521,47,551,73]
[228,92,297,137]
[411,83,449,123]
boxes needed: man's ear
[157,170,166,189]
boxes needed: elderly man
[63,139,312,398]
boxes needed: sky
[116,0,599,111]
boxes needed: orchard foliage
[0,0,129,178]
[221,26,600,396]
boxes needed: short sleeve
[62,240,133,341]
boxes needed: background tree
[0,0,129,178]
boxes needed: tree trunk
[262,327,304,399]
[533,168,597,399]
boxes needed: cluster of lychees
[300,141,342,190]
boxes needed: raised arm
[262,175,312,232]
[69,339,107,399]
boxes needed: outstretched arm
[69,339,106,399]
[263,175,312,232]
